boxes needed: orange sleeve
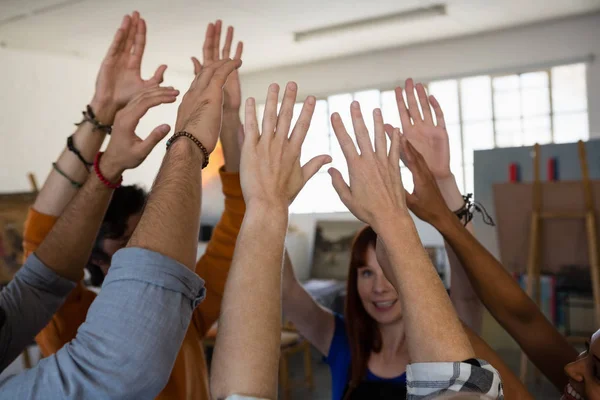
[22,207,96,357]
[192,167,246,337]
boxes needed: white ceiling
[1,0,599,74]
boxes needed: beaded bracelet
[453,193,495,226]
[93,152,122,189]
[166,131,210,169]
[67,135,94,169]
[75,105,112,134]
[52,162,83,189]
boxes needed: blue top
[0,248,206,399]
[326,314,406,400]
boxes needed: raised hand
[328,102,406,231]
[391,78,450,180]
[92,12,168,123]
[101,87,179,176]
[192,20,243,112]
[241,82,331,209]
[175,59,242,155]
[399,136,454,226]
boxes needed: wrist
[97,154,124,184]
[89,96,118,125]
[246,198,289,218]
[373,210,414,239]
[436,174,465,211]
[436,208,464,237]
[169,136,207,165]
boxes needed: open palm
[392,78,451,180]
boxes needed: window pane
[521,71,548,88]
[493,75,519,91]
[301,100,330,165]
[290,172,347,213]
[553,112,589,144]
[462,121,494,164]
[523,116,551,146]
[552,63,587,112]
[428,80,460,124]
[447,124,463,171]
[460,76,492,121]
[522,87,550,116]
[354,89,381,147]
[494,90,521,119]
[465,164,474,195]
[495,118,522,148]
[381,90,401,128]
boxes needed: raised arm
[0,87,177,385]
[282,251,335,356]
[392,78,482,333]
[210,82,331,399]
[31,11,167,218]
[401,134,577,391]
[329,101,474,363]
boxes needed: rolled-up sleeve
[0,247,205,400]
[406,359,504,399]
[0,253,76,372]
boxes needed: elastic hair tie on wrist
[52,162,83,189]
[67,135,94,169]
[166,131,210,169]
[75,105,112,134]
[93,152,122,189]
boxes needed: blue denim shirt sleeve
[0,247,206,400]
[0,253,76,372]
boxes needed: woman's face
[564,329,600,400]
[356,245,403,326]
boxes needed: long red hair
[344,225,382,396]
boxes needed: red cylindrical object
[509,163,518,183]
[547,158,557,181]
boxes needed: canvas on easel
[0,192,36,282]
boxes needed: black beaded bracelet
[75,105,112,134]
[166,131,210,169]
[52,162,83,189]
[67,135,93,169]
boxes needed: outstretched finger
[331,113,358,160]
[275,82,298,143]
[105,16,129,58]
[213,20,222,61]
[124,11,139,55]
[150,64,167,84]
[389,128,401,169]
[222,26,234,59]
[302,154,332,185]
[203,23,216,64]
[193,58,232,90]
[261,83,280,142]
[289,95,316,150]
[191,57,202,75]
[127,88,179,122]
[416,83,433,125]
[329,167,353,210]
[350,101,374,156]
[130,17,147,69]
[139,124,171,157]
[394,87,412,133]
[244,97,259,144]
[405,78,423,124]
[373,108,387,159]
[429,95,446,129]
[234,41,243,60]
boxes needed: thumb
[191,57,202,75]
[152,64,168,84]
[139,124,171,157]
[302,154,332,184]
[328,167,352,209]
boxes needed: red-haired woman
[282,79,532,400]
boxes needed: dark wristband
[67,135,93,169]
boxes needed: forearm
[221,110,242,172]
[437,175,483,332]
[33,98,114,216]
[34,159,121,282]
[379,215,474,362]
[128,139,204,269]
[211,204,288,400]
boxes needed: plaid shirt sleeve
[406,358,504,399]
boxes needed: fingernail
[374,108,381,116]
[161,124,170,133]
[332,112,340,120]
[351,101,359,109]
[287,82,297,91]
[307,96,315,105]
[269,83,279,92]
[247,97,255,106]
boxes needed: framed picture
[0,192,36,283]
[311,220,366,280]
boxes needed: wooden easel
[520,141,600,382]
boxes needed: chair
[203,323,314,400]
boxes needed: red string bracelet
[94,152,123,189]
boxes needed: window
[258,63,589,214]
